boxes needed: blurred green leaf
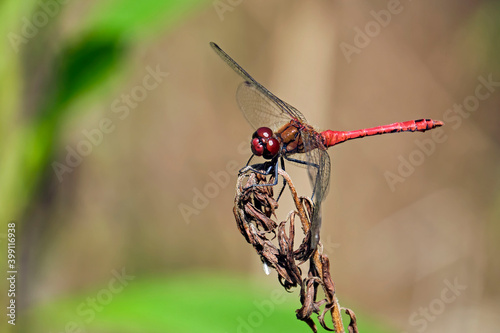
[83,0,208,39]
[0,0,208,238]
[24,273,393,333]
[0,3,209,332]
[47,32,126,115]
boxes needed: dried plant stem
[313,250,345,333]
[278,168,345,332]
[233,167,357,333]
[277,168,310,235]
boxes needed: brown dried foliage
[233,168,359,333]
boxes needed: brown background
[20,1,500,332]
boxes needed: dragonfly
[210,42,443,258]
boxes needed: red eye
[254,127,273,139]
[263,138,280,159]
[251,127,280,159]
[251,138,264,156]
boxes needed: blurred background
[1,0,499,332]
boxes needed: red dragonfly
[211,42,443,257]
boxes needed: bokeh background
[1,0,499,332]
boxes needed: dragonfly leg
[276,156,287,201]
[238,156,280,191]
[245,154,255,166]
[283,156,320,200]
[283,156,320,169]
[239,163,274,176]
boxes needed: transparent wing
[236,82,299,130]
[211,42,306,129]
[302,131,331,251]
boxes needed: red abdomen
[321,118,444,147]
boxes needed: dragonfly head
[251,127,280,160]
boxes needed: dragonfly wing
[282,101,307,124]
[211,42,307,128]
[302,131,331,253]
[236,82,303,130]
[210,42,260,87]
[237,82,296,130]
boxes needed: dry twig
[233,167,358,333]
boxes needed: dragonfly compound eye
[251,127,280,159]
[263,137,279,159]
[251,137,265,156]
[254,127,273,139]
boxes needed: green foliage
[84,0,206,38]
[24,273,392,333]
[0,2,207,332]
[0,1,208,223]
[0,0,208,225]
[50,33,126,112]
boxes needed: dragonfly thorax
[251,127,280,159]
